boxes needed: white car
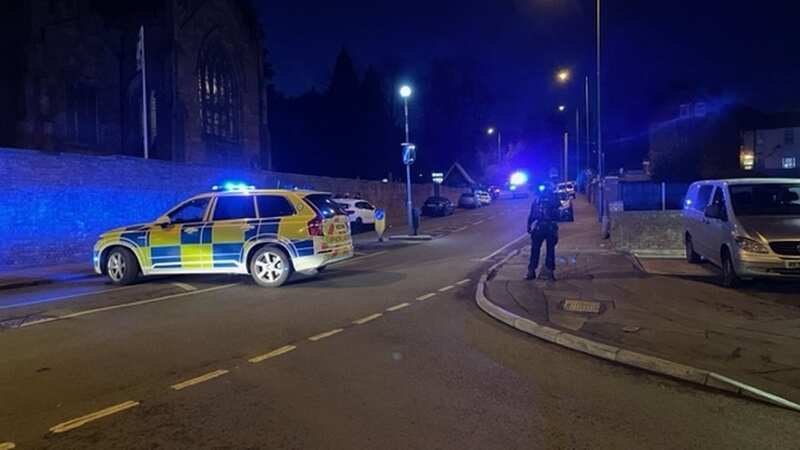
[475,190,492,205]
[334,198,376,230]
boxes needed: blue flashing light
[509,171,528,186]
[213,181,255,192]
[509,185,517,191]
[538,184,546,192]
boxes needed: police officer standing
[526,183,560,281]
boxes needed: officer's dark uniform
[527,186,560,280]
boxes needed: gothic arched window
[197,37,240,143]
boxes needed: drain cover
[562,299,602,314]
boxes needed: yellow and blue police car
[93,185,353,287]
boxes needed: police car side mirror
[155,215,171,227]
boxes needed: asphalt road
[1,199,798,449]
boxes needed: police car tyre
[250,246,292,288]
[106,247,139,285]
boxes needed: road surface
[0,199,797,449]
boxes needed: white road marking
[339,250,389,265]
[248,345,297,364]
[0,442,15,450]
[456,278,471,285]
[416,293,437,301]
[480,232,529,261]
[171,369,229,391]
[438,285,455,292]
[171,282,197,292]
[19,283,239,328]
[453,226,469,232]
[308,328,344,341]
[49,401,139,434]
[474,220,485,225]
[386,302,411,312]
[353,313,383,325]
[0,285,140,311]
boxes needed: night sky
[257,0,800,168]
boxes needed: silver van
[683,178,800,286]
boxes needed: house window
[785,128,795,145]
[65,81,98,146]
[197,38,240,143]
[783,157,797,169]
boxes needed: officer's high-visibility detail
[93,188,353,287]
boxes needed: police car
[93,185,353,287]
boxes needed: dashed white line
[171,369,229,391]
[171,282,197,292]
[416,293,437,301]
[308,328,344,341]
[438,285,455,292]
[353,313,383,325]
[49,400,140,434]
[386,302,411,312]
[474,220,485,225]
[0,442,15,450]
[248,345,297,364]
[456,278,471,285]
[454,226,469,232]
[20,283,239,328]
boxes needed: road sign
[432,172,444,184]
[374,208,386,241]
[402,143,416,165]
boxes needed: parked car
[487,185,502,200]
[334,198,376,231]
[510,184,530,199]
[557,181,576,199]
[458,192,481,209]
[422,196,455,217]
[94,187,353,288]
[475,190,492,205]
[683,178,800,287]
[558,193,575,222]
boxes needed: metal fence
[619,181,690,211]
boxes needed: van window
[710,188,728,220]
[695,185,713,211]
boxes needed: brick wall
[0,147,464,270]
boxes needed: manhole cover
[562,299,602,314]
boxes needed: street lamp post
[596,0,605,223]
[399,85,415,235]
[487,127,501,163]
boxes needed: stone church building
[0,0,271,169]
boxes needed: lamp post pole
[596,0,605,222]
[400,86,415,235]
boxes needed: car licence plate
[786,261,800,269]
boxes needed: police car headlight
[734,237,769,254]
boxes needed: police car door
[210,194,258,270]
[150,197,212,271]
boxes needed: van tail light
[308,217,324,236]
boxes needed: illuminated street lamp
[487,127,501,162]
[557,105,566,112]
[556,69,570,83]
[399,84,415,234]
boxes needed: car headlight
[734,236,769,254]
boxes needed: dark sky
[256,0,800,163]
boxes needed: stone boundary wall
[609,210,684,252]
[1,148,464,269]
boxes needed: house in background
[739,112,800,175]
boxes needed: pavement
[483,196,800,408]
[1,198,799,449]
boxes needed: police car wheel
[250,246,291,288]
[106,247,139,285]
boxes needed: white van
[683,178,800,287]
